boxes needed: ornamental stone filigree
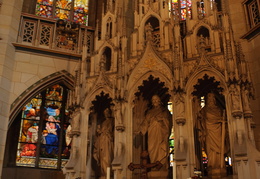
[144,58,157,70]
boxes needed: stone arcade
[1,0,260,179]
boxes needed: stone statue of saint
[93,108,114,178]
[175,92,185,119]
[198,93,226,176]
[71,108,81,135]
[241,85,252,114]
[139,95,172,169]
[229,84,240,112]
[145,22,153,41]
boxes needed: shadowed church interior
[0,0,260,178]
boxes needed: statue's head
[104,108,112,118]
[207,93,216,106]
[151,95,161,107]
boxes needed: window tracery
[245,0,260,28]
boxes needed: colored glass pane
[181,1,186,8]
[55,0,72,20]
[37,0,53,6]
[169,128,175,166]
[36,0,54,18]
[170,0,192,20]
[35,0,89,25]
[168,102,173,114]
[171,2,178,9]
[74,0,88,25]
[187,0,191,6]
[16,97,42,167]
[181,9,187,20]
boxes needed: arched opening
[102,47,112,71]
[88,91,114,179]
[197,26,211,52]
[192,74,232,178]
[145,17,160,47]
[3,83,72,178]
[106,17,113,39]
[131,75,173,178]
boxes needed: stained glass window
[170,0,192,20]
[35,0,89,25]
[16,84,71,169]
[36,0,54,18]
[74,0,89,25]
[168,102,174,167]
[169,128,175,167]
[55,0,72,20]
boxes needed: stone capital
[116,124,125,132]
[232,111,243,118]
[176,118,186,126]
[244,112,253,119]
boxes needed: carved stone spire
[226,40,236,80]
[236,42,248,82]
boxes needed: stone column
[0,0,23,177]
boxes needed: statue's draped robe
[140,106,171,168]
[202,104,223,169]
[94,117,114,176]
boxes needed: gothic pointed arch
[102,47,112,71]
[144,16,160,47]
[131,74,172,177]
[187,73,232,177]
[127,43,172,98]
[9,70,75,126]
[135,75,171,107]
[88,91,114,178]
[4,80,73,173]
[197,26,211,52]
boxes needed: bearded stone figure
[198,93,226,177]
[93,108,114,178]
[139,95,172,170]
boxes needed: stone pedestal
[147,170,169,179]
[208,168,226,179]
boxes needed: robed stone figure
[93,108,114,178]
[139,95,172,170]
[197,93,227,177]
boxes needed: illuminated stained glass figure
[16,84,71,169]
